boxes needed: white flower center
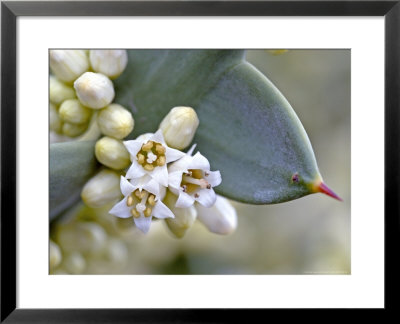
[136,140,167,171]
[136,203,146,213]
[146,152,157,164]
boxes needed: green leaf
[114,50,323,204]
[50,141,97,220]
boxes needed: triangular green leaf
[114,50,322,204]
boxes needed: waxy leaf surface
[114,50,322,204]
[50,141,97,220]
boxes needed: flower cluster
[108,128,223,234]
[81,104,237,237]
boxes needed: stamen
[142,141,153,151]
[155,144,166,155]
[131,208,140,218]
[204,172,209,177]
[182,185,187,192]
[127,195,134,206]
[156,155,166,166]
[194,193,199,198]
[147,194,156,206]
[191,169,203,179]
[182,175,209,189]
[137,153,145,164]
[144,207,152,217]
[134,189,144,199]
[206,184,211,189]
[144,164,155,171]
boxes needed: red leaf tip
[317,182,342,201]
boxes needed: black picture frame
[1,0,398,321]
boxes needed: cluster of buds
[49,49,132,141]
[81,105,237,237]
[49,205,130,274]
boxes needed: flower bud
[195,195,237,235]
[163,190,197,238]
[49,50,89,83]
[56,222,107,255]
[63,252,86,274]
[50,102,62,133]
[62,122,87,137]
[49,240,62,271]
[159,106,199,150]
[97,104,134,139]
[49,75,76,105]
[106,238,128,263]
[95,136,131,170]
[81,169,122,208]
[59,99,92,124]
[89,50,128,79]
[74,72,115,109]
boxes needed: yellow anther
[127,195,134,207]
[137,153,145,164]
[131,208,140,218]
[147,194,156,206]
[144,164,155,171]
[134,189,145,199]
[155,144,166,155]
[191,169,203,179]
[144,207,152,217]
[142,141,153,151]
[156,155,166,166]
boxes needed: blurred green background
[52,50,351,275]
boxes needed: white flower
[109,176,174,234]
[168,145,222,208]
[123,129,185,187]
[195,195,237,235]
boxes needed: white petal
[196,195,237,235]
[165,147,186,163]
[205,170,222,187]
[109,197,131,218]
[195,188,216,207]
[150,129,166,145]
[168,171,184,190]
[152,201,175,219]
[158,185,167,200]
[133,216,152,234]
[143,178,161,197]
[130,174,152,189]
[120,176,135,196]
[125,160,146,179]
[186,144,197,156]
[149,165,169,187]
[189,152,210,171]
[176,191,195,208]
[168,155,191,173]
[135,133,153,142]
[123,140,143,156]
